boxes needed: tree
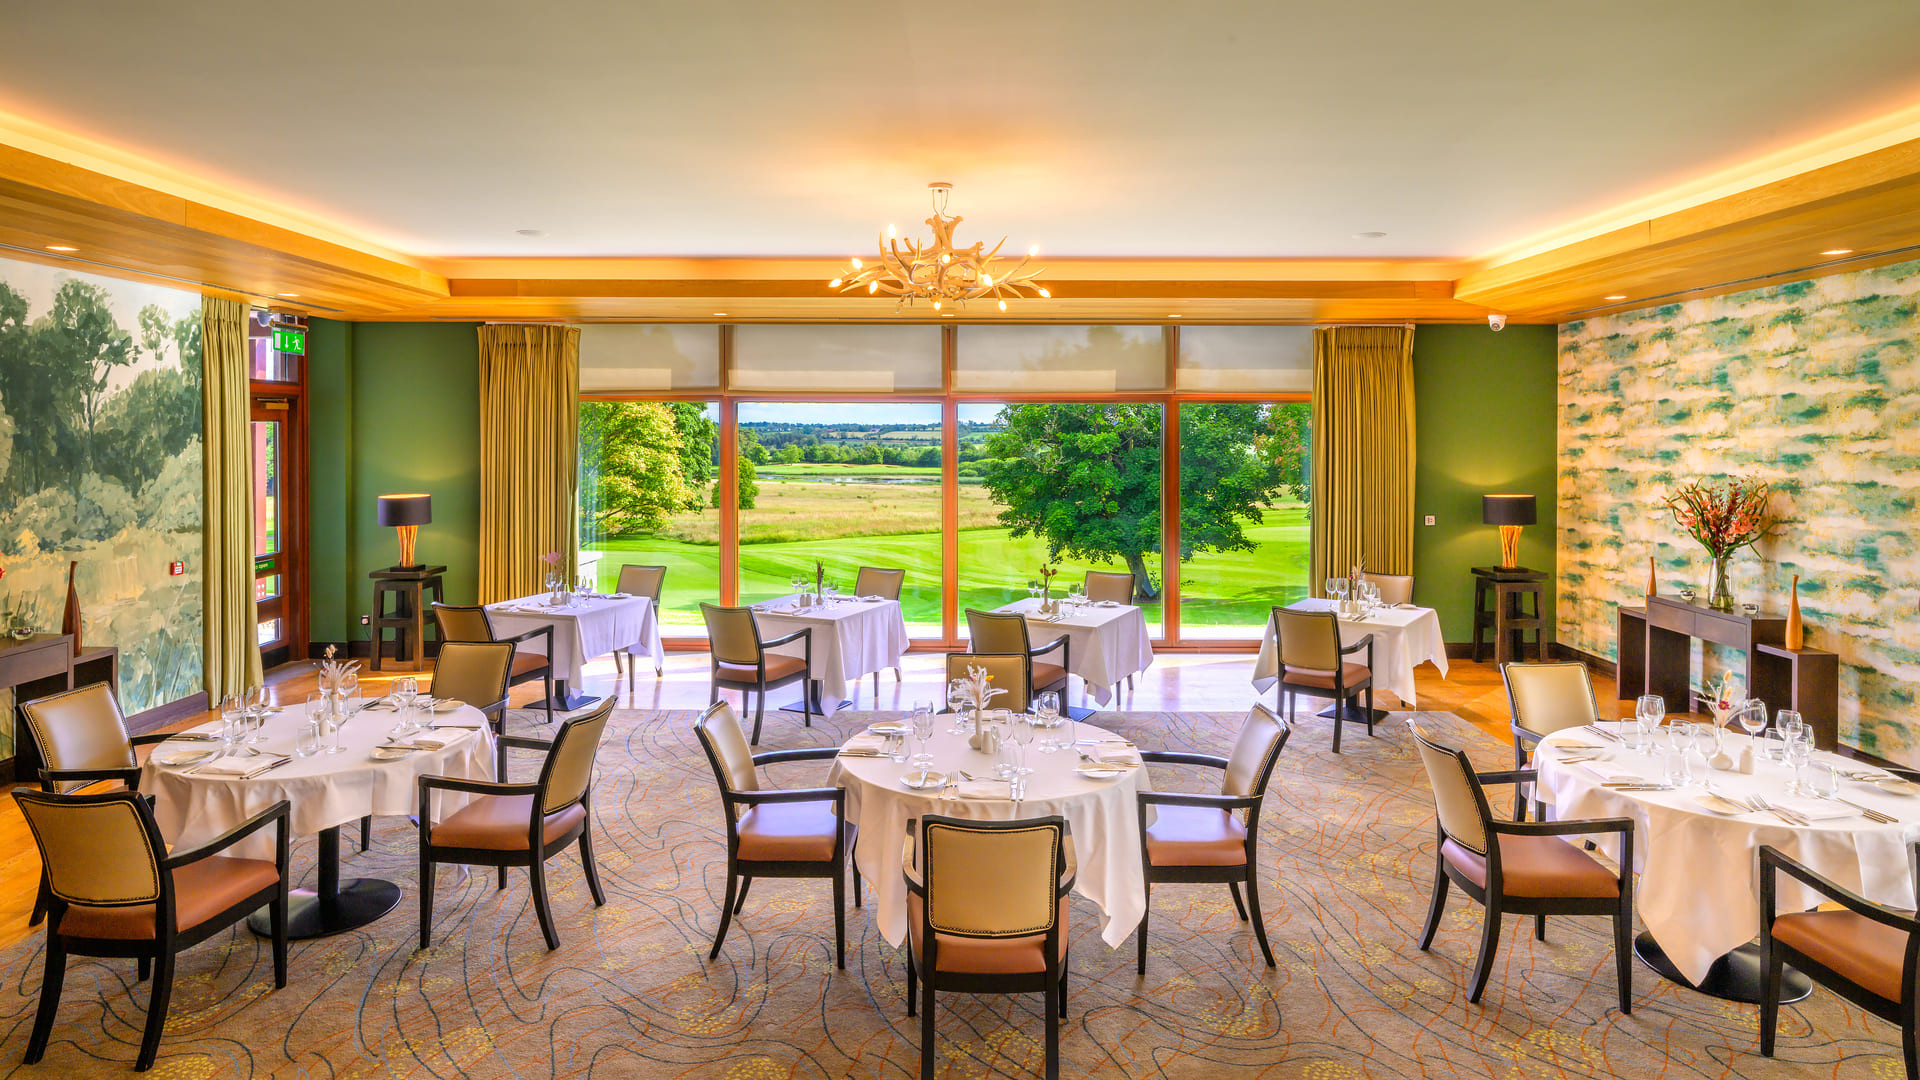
[578,401,692,534]
[979,403,1290,600]
[48,279,134,476]
[666,403,716,510]
[713,453,760,509]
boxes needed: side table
[1471,566,1550,664]
[369,566,446,672]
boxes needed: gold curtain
[478,325,581,603]
[1309,325,1417,594]
[200,296,263,699]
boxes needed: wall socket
[360,615,370,625]
[1423,515,1436,526]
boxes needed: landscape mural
[1557,256,1920,761]
[0,256,204,738]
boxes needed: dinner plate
[369,746,415,762]
[867,721,909,736]
[900,770,949,791]
[157,749,217,767]
[432,699,461,714]
[1094,600,1120,608]
[1877,777,1920,797]
[1694,793,1749,816]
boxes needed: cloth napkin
[194,754,291,778]
[839,735,889,757]
[954,780,1011,799]
[1579,760,1645,782]
[430,718,484,730]
[1769,795,1858,822]
[1088,747,1141,766]
[379,738,448,751]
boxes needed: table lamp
[376,494,432,569]
[1482,494,1536,569]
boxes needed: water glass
[1807,761,1842,800]
[1033,691,1063,752]
[295,698,324,758]
[1763,727,1790,763]
[1660,728,1693,786]
[391,676,421,737]
[1783,736,1813,795]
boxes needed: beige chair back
[921,817,1063,937]
[944,653,1032,714]
[1503,662,1600,739]
[1408,723,1491,855]
[431,642,515,711]
[1084,571,1134,604]
[432,603,496,643]
[616,564,667,604]
[701,604,764,666]
[1271,607,1342,673]
[14,790,163,907]
[854,567,905,601]
[539,696,614,813]
[20,684,135,793]
[965,609,1032,655]
[1221,704,1290,798]
[1360,572,1414,605]
[694,701,760,793]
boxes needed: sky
[735,402,1009,426]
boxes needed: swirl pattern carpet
[0,706,1898,1078]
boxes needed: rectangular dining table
[752,594,910,712]
[485,591,664,709]
[1251,598,1448,712]
[991,596,1155,709]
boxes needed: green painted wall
[307,321,480,648]
[1411,323,1560,642]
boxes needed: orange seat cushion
[735,801,839,862]
[716,655,809,685]
[908,893,1068,974]
[58,856,280,940]
[1772,909,1909,1004]
[1282,663,1371,691]
[1031,662,1068,691]
[1442,835,1619,899]
[510,653,550,678]
[1143,805,1249,867]
[431,795,587,851]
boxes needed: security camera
[1487,313,1507,332]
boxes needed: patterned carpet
[0,705,1901,1078]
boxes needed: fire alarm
[169,561,184,576]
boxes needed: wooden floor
[0,649,1618,951]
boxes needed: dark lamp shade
[1482,494,1537,527]
[377,494,433,527]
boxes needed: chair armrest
[1338,632,1375,655]
[499,624,554,649]
[1492,816,1632,840]
[753,747,840,766]
[40,766,143,790]
[130,732,181,747]
[1761,845,1920,934]
[732,787,845,807]
[1030,634,1069,660]
[1137,790,1262,812]
[1510,725,1543,748]
[1475,768,1535,788]
[902,828,923,895]
[498,734,552,752]
[165,800,289,869]
[418,775,540,799]
[1138,750,1228,770]
[760,627,812,650]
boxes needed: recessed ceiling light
[712,312,728,317]
[45,244,78,252]
[1167,314,1182,318]
[1604,294,1627,301]
[276,292,300,298]
[941,312,954,317]
[1820,248,1852,256]
[1353,231,1387,240]
[515,228,545,237]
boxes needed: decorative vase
[1706,555,1734,612]
[967,707,1000,753]
[62,560,81,655]
[1646,555,1658,597]
[1785,573,1804,650]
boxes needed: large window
[578,400,721,629]
[1176,403,1312,636]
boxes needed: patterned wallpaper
[1557,257,1920,759]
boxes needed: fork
[1749,794,1807,826]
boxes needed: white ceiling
[3,1,1918,259]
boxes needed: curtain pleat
[1309,325,1417,594]
[200,296,263,699]
[477,325,581,603]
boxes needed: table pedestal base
[1318,703,1391,725]
[780,682,851,716]
[1633,932,1811,1004]
[531,678,596,713]
[247,824,401,940]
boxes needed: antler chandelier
[829,182,1049,312]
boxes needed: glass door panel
[1176,402,1311,638]
[250,406,288,654]
[578,400,721,633]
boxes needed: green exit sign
[272,327,305,354]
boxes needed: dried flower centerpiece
[955,663,1010,751]
[1665,477,1779,612]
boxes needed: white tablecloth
[1252,598,1448,705]
[486,592,664,685]
[1535,728,1920,984]
[993,598,1155,706]
[828,718,1150,948]
[143,700,497,859]
[753,595,910,702]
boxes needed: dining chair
[1408,721,1636,1012]
[416,695,614,951]
[433,602,555,728]
[429,640,517,780]
[700,603,815,745]
[18,683,177,926]
[1502,661,1601,821]
[965,609,1070,707]
[903,814,1074,1080]
[1759,842,1920,1078]
[1135,704,1290,973]
[1359,572,1414,605]
[943,653,1032,713]
[13,788,290,1072]
[693,701,854,968]
[853,566,907,697]
[1083,570,1135,605]
[1268,606,1374,752]
[611,564,667,690]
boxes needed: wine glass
[1777,709,1806,746]
[1783,734,1812,795]
[328,685,355,754]
[1688,721,1720,783]
[946,680,972,734]
[1033,691,1064,752]
[243,684,272,747]
[297,693,326,757]
[1006,721,1035,798]
[1633,694,1664,749]
[391,676,420,738]
[218,694,245,757]
[909,706,937,779]
[1734,699,1769,750]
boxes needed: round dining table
[827,717,1151,949]
[1534,723,1920,1002]
[141,699,497,939]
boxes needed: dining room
[1,2,1919,1077]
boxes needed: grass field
[588,473,1309,635]
[754,463,939,481]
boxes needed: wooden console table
[1617,596,1838,749]
[1,633,120,782]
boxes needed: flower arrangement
[1039,563,1058,597]
[541,551,564,568]
[316,644,361,695]
[954,664,1008,712]
[1700,671,1745,725]
[1665,477,1779,557]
